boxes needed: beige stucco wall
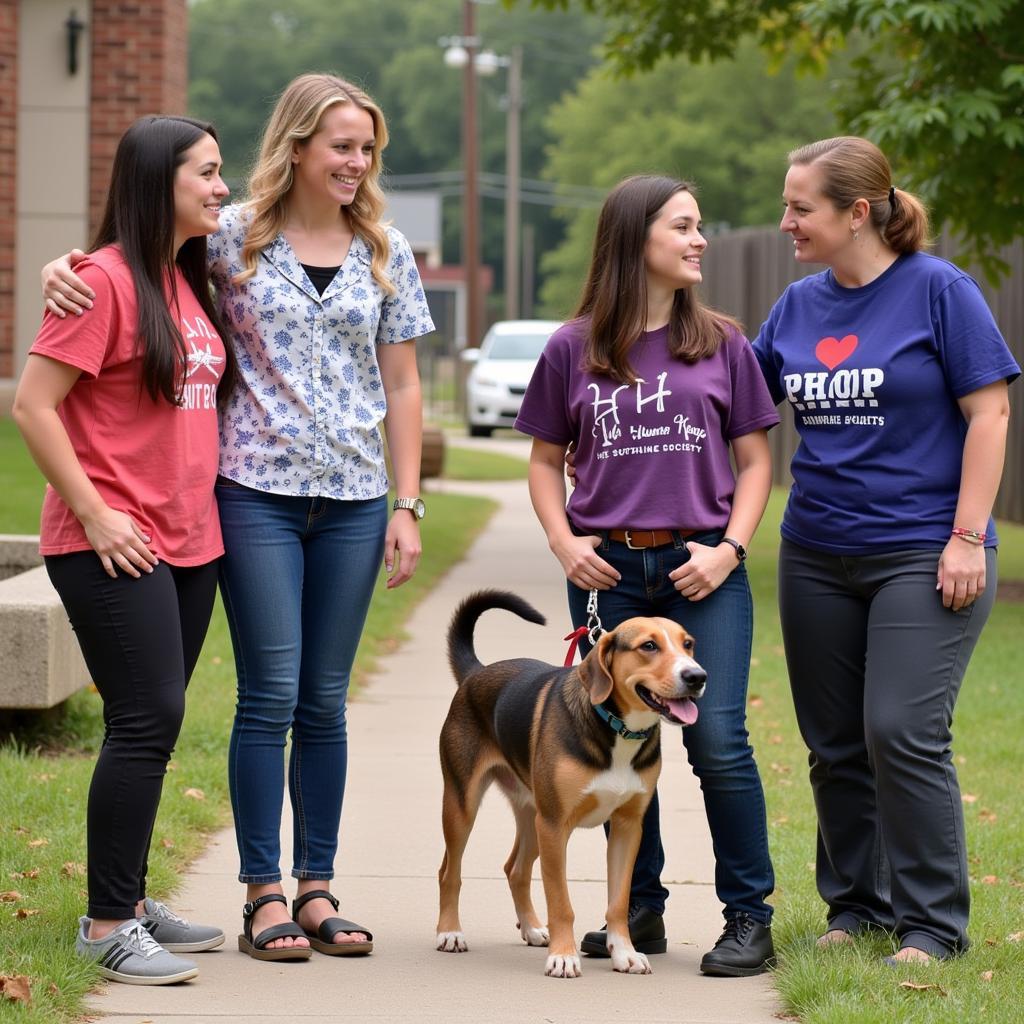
[14,0,92,376]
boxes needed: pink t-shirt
[30,246,225,566]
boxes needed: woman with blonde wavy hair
[43,72,435,962]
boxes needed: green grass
[0,419,496,1022]
[0,422,45,534]
[442,444,529,481]
[744,491,1024,1024]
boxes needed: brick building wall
[0,0,17,378]
[88,1,188,234]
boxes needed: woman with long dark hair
[516,175,779,977]
[14,115,236,985]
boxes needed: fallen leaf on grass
[985,938,998,946]
[980,971,994,982]
[33,773,56,783]
[61,862,85,877]
[1008,932,1023,942]
[962,793,978,803]
[27,838,49,848]
[980,875,999,885]
[769,734,783,744]
[771,816,789,827]
[12,827,29,835]
[10,869,39,880]
[0,891,23,902]
[160,838,174,849]
[0,974,31,1004]
[211,655,223,665]
[899,981,947,995]
[15,908,41,919]
[978,809,998,824]
[47,983,59,996]
[183,787,205,800]
[749,695,764,708]
[166,761,178,772]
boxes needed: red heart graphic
[815,334,858,370]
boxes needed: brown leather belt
[608,528,696,549]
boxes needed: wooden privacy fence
[700,229,1024,524]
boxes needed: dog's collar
[594,702,656,741]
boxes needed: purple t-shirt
[515,320,779,531]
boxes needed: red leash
[563,626,588,666]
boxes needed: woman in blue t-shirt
[517,175,780,977]
[753,136,1019,964]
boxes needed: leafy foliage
[525,0,1024,280]
[187,0,604,309]
[537,40,839,315]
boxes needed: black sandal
[292,889,373,956]
[238,893,312,961]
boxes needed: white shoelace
[121,920,164,959]
[146,899,187,926]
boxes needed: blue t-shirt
[515,319,779,531]
[753,252,1019,555]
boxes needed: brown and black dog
[436,589,706,977]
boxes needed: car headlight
[473,374,500,388]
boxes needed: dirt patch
[997,579,1024,603]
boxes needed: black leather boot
[580,904,667,957]
[699,913,775,976]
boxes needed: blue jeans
[568,530,775,923]
[216,481,386,883]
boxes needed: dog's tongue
[667,698,698,725]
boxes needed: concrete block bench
[0,535,91,709]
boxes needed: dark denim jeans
[216,481,386,883]
[568,529,775,923]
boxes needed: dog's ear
[578,631,615,705]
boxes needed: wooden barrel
[421,425,446,480]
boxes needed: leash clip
[586,588,604,645]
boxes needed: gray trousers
[778,539,997,958]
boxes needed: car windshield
[485,333,551,360]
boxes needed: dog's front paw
[544,952,582,978]
[436,930,468,952]
[610,947,652,974]
[520,924,549,946]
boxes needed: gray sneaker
[140,898,225,952]
[76,917,199,985]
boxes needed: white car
[461,319,562,437]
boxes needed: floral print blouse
[207,204,435,499]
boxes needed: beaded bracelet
[951,527,986,545]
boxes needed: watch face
[413,498,426,519]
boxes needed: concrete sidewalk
[86,452,780,1023]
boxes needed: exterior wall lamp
[65,9,86,76]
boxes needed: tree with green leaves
[525,0,1024,280]
[537,40,839,315]
[187,0,604,313]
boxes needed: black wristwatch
[720,537,747,562]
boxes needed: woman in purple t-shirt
[516,174,780,977]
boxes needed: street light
[440,4,523,337]
[439,2,482,350]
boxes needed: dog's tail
[447,589,547,685]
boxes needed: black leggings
[45,552,219,920]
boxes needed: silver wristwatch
[392,496,426,520]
